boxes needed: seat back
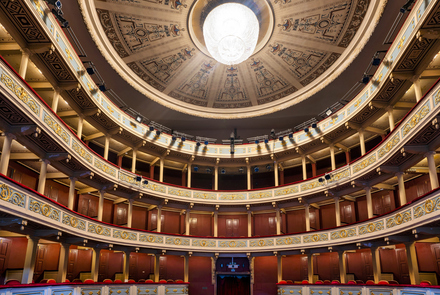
[366,280,375,285]
[47,279,56,284]
[103,279,113,284]
[114,279,123,284]
[5,279,21,285]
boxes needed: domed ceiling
[79,0,386,119]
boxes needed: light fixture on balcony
[203,3,259,65]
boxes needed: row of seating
[279,280,433,286]
[3,278,187,286]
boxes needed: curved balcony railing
[18,0,437,159]
[1,170,439,253]
[1,52,440,205]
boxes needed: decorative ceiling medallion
[79,0,386,119]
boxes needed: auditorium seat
[323,280,331,284]
[84,279,95,284]
[167,279,174,283]
[128,279,136,283]
[301,280,309,284]
[278,280,287,284]
[175,279,184,283]
[114,279,123,284]
[47,279,56,284]
[355,280,364,284]
[5,279,20,285]
[347,280,357,284]
[64,279,70,283]
[315,280,323,284]
[378,280,389,285]
[366,280,375,285]
[331,280,340,284]
[138,279,146,283]
[145,279,154,283]
[389,280,399,285]
[286,280,293,284]
[103,279,113,283]
[420,280,432,286]
[40,279,48,283]
[72,279,82,283]
[159,279,167,283]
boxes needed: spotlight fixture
[136,115,142,123]
[196,142,201,146]
[270,129,276,139]
[86,66,95,75]
[279,136,284,141]
[325,109,333,117]
[196,136,217,145]
[172,136,177,141]
[311,123,317,129]
[149,126,155,132]
[204,141,209,145]
[143,180,149,185]
[362,74,370,84]
[264,139,269,144]
[206,168,212,173]
[324,174,331,180]
[98,84,107,92]
[255,140,260,144]
[372,57,381,66]
[266,165,271,171]
[304,127,309,133]
[254,167,259,173]
[318,178,324,183]
[135,176,142,182]
[181,137,186,141]
[238,167,244,173]
[247,135,268,144]
[288,133,293,139]
[156,130,161,136]
[194,166,199,172]
[221,168,226,174]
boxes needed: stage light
[196,142,201,146]
[204,140,209,145]
[194,166,199,172]
[279,136,284,141]
[266,165,271,171]
[254,167,259,173]
[135,176,142,182]
[143,180,149,185]
[372,57,381,66]
[325,174,331,180]
[318,178,324,183]
[325,109,332,117]
[264,139,269,144]
[156,130,161,136]
[311,123,317,128]
[136,115,142,123]
[255,140,259,144]
[149,126,155,131]
[362,74,370,84]
[288,133,293,139]
[181,137,186,141]
[221,168,226,174]
[304,127,309,133]
[172,136,177,141]
[98,84,107,92]
[86,67,95,75]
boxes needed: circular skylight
[203,3,259,65]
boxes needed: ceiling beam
[117,146,133,157]
[84,132,105,141]
[78,187,98,194]
[46,172,68,179]
[57,110,78,118]
[9,153,39,160]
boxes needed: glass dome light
[203,3,259,65]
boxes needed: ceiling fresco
[79,0,386,119]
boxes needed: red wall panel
[132,206,147,230]
[282,255,307,282]
[162,211,182,234]
[254,256,277,295]
[159,255,184,281]
[314,252,339,281]
[218,214,248,237]
[189,256,214,295]
[253,213,276,236]
[319,204,336,229]
[190,213,212,236]
[102,199,114,224]
[286,210,306,233]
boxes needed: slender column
[396,172,407,206]
[214,165,218,190]
[277,254,282,282]
[247,210,252,237]
[359,129,366,156]
[305,204,311,232]
[247,165,251,190]
[302,155,307,180]
[77,115,84,140]
[183,254,189,282]
[19,50,30,79]
[37,159,49,194]
[274,161,279,186]
[213,211,218,237]
[0,133,15,175]
[276,208,281,235]
[311,163,317,177]
[21,236,39,284]
[187,163,192,188]
[185,209,190,235]
[426,151,439,189]
[127,199,134,228]
[123,251,130,282]
[338,251,346,283]
[405,242,420,285]
[334,197,341,226]
[307,253,314,283]
[388,108,395,132]
[51,90,60,113]
[154,254,160,282]
[91,248,101,282]
[68,177,76,210]
[371,247,381,283]
[366,187,373,218]
[131,148,137,173]
[103,135,110,160]
[97,190,104,221]
[414,79,423,102]
[57,243,70,283]
[159,157,164,182]
[157,205,162,232]
[330,145,336,170]
[345,151,351,165]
